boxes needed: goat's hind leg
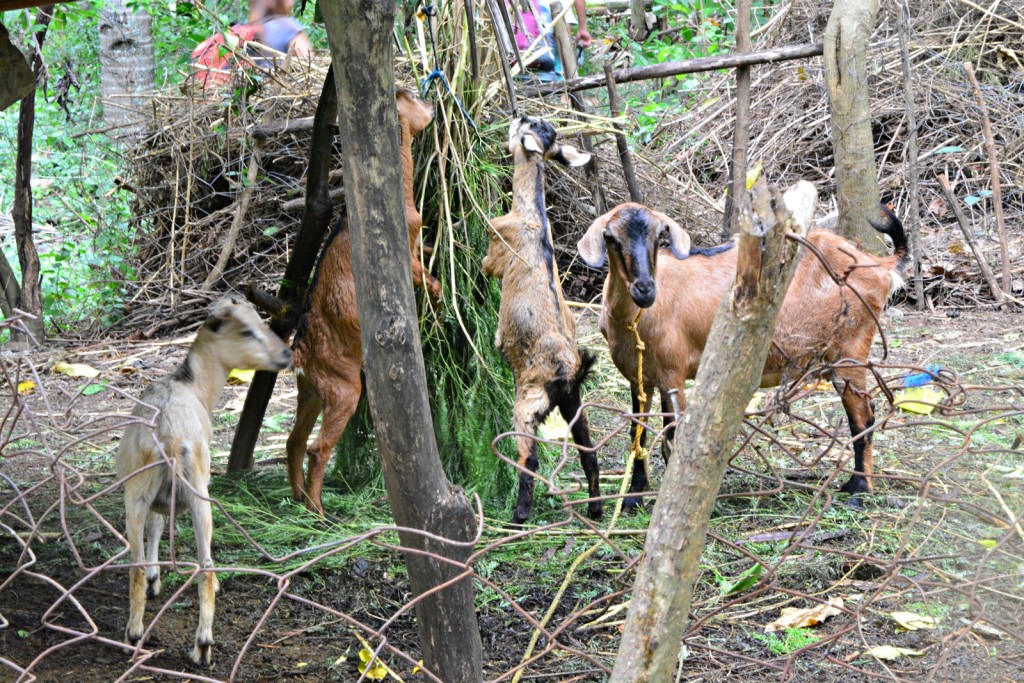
[287,373,322,504]
[557,389,603,521]
[511,388,550,525]
[304,368,361,516]
[833,365,876,501]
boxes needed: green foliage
[751,627,821,655]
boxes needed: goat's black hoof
[842,495,864,510]
[587,501,604,521]
[623,495,645,513]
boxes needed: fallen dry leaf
[863,645,924,661]
[53,361,100,379]
[927,196,947,218]
[765,597,844,632]
[889,611,938,632]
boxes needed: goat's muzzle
[630,279,657,308]
[274,348,293,371]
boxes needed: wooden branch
[525,42,824,96]
[963,62,1012,296]
[604,63,643,203]
[722,0,752,238]
[280,186,345,213]
[610,178,816,683]
[251,115,320,138]
[938,173,1004,305]
[203,147,262,290]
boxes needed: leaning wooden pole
[722,0,752,238]
[227,66,338,473]
[609,178,817,683]
[896,0,924,309]
[526,42,824,96]
[604,63,643,204]
[319,2,484,680]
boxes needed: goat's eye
[239,328,256,339]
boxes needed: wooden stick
[938,172,1003,305]
[604,62,643,203]
[525,42,824,96]
[722,0,751,238]
[963,62,1012,297]
[897,0,924,309]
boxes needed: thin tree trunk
[319,3,484,681]
[629,0,649,41]
[823,0,885,254]
[722,0,751,238]
[896,0,924,309]
[610,178,817,682]
[9,5,54,346]
[227,66,338,474]
[98,0,154,140]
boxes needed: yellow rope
[626,309,649,462]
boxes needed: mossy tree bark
[609,178,817,682]
[319,2,484,681]
[824,0,885,254]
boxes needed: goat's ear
[577,210,614,269]
[650,209,691,260]
[553,143,591,167]
[522,132,544,155]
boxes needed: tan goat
[483,116,602,525]
[285,88,436,515]
[577,198,907,507]
[118,295,291,665]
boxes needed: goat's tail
[869,203,909,270]
[574,349,598,391]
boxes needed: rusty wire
[2,282,1023,683]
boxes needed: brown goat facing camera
[285,88,437,515]
[483,116,602,525]
[577,198,907,508]
[117,296,291,666]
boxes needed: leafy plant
[751,627,821,655]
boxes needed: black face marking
[521,117,557,155]
[239,327,256,339]
[206,317,223,334]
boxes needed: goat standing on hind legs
[118,296,291,666]
[285,88,438,516]
[483,116,603,525]
[577,198,908,509]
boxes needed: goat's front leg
[410,253,442,302]
[144,511,164,598]
[624,383,653,511]
[188,478,217,667]
[511,388,549,525]
[124,489,149,646]
[304,368,361,515]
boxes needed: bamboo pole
[722,0,751,238]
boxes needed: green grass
[751,628,821,656]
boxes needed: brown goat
[483,116,602,525]
[285,88,436,515]
[118,296,291,666]
[577,198,907,507]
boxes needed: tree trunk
[609,178,818,682]
[98,0,154,140]
[319,3,484,681]
[227,66,338,473]
[823,0,885,254]
[0,22,35,112]
[8,6,54,346]
[629,0,649,41]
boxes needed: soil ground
[1,305,1023,682]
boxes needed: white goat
[117,295,291,666]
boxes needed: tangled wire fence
[2,298,1022,681]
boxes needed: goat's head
[507,116,591,167]
[577,203,691,308]
[396,87,434,135]
[202,295,292,371]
